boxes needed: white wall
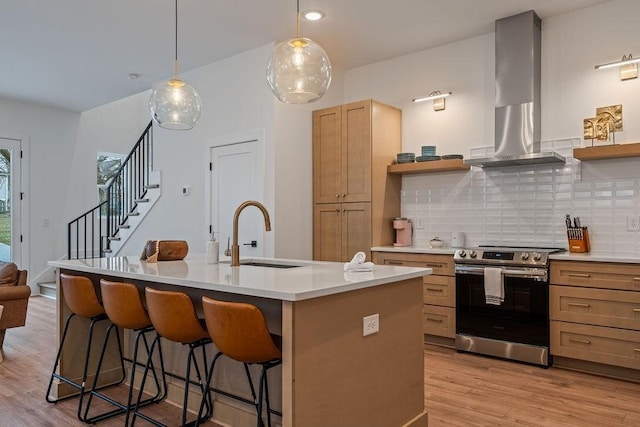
[344,0,640,154]
[0,98,80,287]
[66,44,347,261]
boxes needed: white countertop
[549,252,640,264]
[372,246,640,264]
[49,255,431,301]
[371,246,457,255]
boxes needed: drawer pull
[635,348,640,353]
[633,308,640,313]
[568,302,590,308]
[634,277,640,281]
[569,338,591,345]
[426,287,444,292]
[568,273,591,278]
[425,263,444,268]
[386,261,403,265]
[426,318,444,323]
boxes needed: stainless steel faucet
[230,200,271,266]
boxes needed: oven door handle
[455,265,548,279]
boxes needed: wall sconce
[595,54,639,81]
[412,91,452,111]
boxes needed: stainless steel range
[454,246,565,367]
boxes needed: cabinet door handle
[633,308,640,313]
[426,287,444,292]
[633,277,640,281]
[335,194,340,199]
[386,260,403,265]
[568,302,590,308]
[426,318,443,323]
[425,263,444,268]
[569,338,591,345]
[568,273,591,278]
[634,348,640,353]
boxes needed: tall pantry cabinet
[312,99,401,262]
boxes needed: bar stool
[132,287,213,427]
[80,279,167,425]
[45,273,126,423]
[196,296,282,427]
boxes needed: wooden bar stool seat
[196,296,282,427]
[45,274,126,423]
[132,287,212,427]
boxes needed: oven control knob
[533,252,542,261]
[469,250,477,258]
[521,252,530,261]
[458,250,466,258]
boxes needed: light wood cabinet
[313,203,371,262]
[550,260,640,376]
[313,100,401,262]
[372,251,456,344]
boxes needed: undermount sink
[240,261,303,269]
[218,258,310,269]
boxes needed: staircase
[67,121,161,260]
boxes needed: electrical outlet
[415,217,424,229]
[363,313,379,336]
[628,215,640,231]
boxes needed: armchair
[0,262,30,350]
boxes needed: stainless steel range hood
[466,11,565,168]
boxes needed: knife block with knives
[566,214,590,253]
[568,227,590,252]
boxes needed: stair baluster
[67,122,154,259]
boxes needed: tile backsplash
[401,138,640,256]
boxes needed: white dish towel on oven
[484,267,504,305]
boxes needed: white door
[209,134,265,260]
[0,138,22,265]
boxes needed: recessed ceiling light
[128,73,142,80]
[302,9,325,21]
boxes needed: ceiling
[0,0,611,112]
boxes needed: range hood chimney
[466,10,565,168]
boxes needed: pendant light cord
[173,0,179,79]
[296,0,300,38]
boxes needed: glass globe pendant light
[266,0,332,104]
[149,0,202,130]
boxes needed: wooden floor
[0,296,221,427]
[2,296,640,426]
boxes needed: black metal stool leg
[45,313,76,403]
[131,334,164,427]
[262,366,272,427]
[195,351,223,427]
[81,322,127,423]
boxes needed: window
[97,152,124,215]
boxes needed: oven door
[455,265,550,348]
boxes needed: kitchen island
[48,255,431,427]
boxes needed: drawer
[423,305,455,338]
[550,321,640,370]
[550,261,640,292]
[550,285,640,330]
[375,253,454,276]
[423,275,455,307]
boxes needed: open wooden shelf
[387,158,470,174]
[573,142,640,161]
